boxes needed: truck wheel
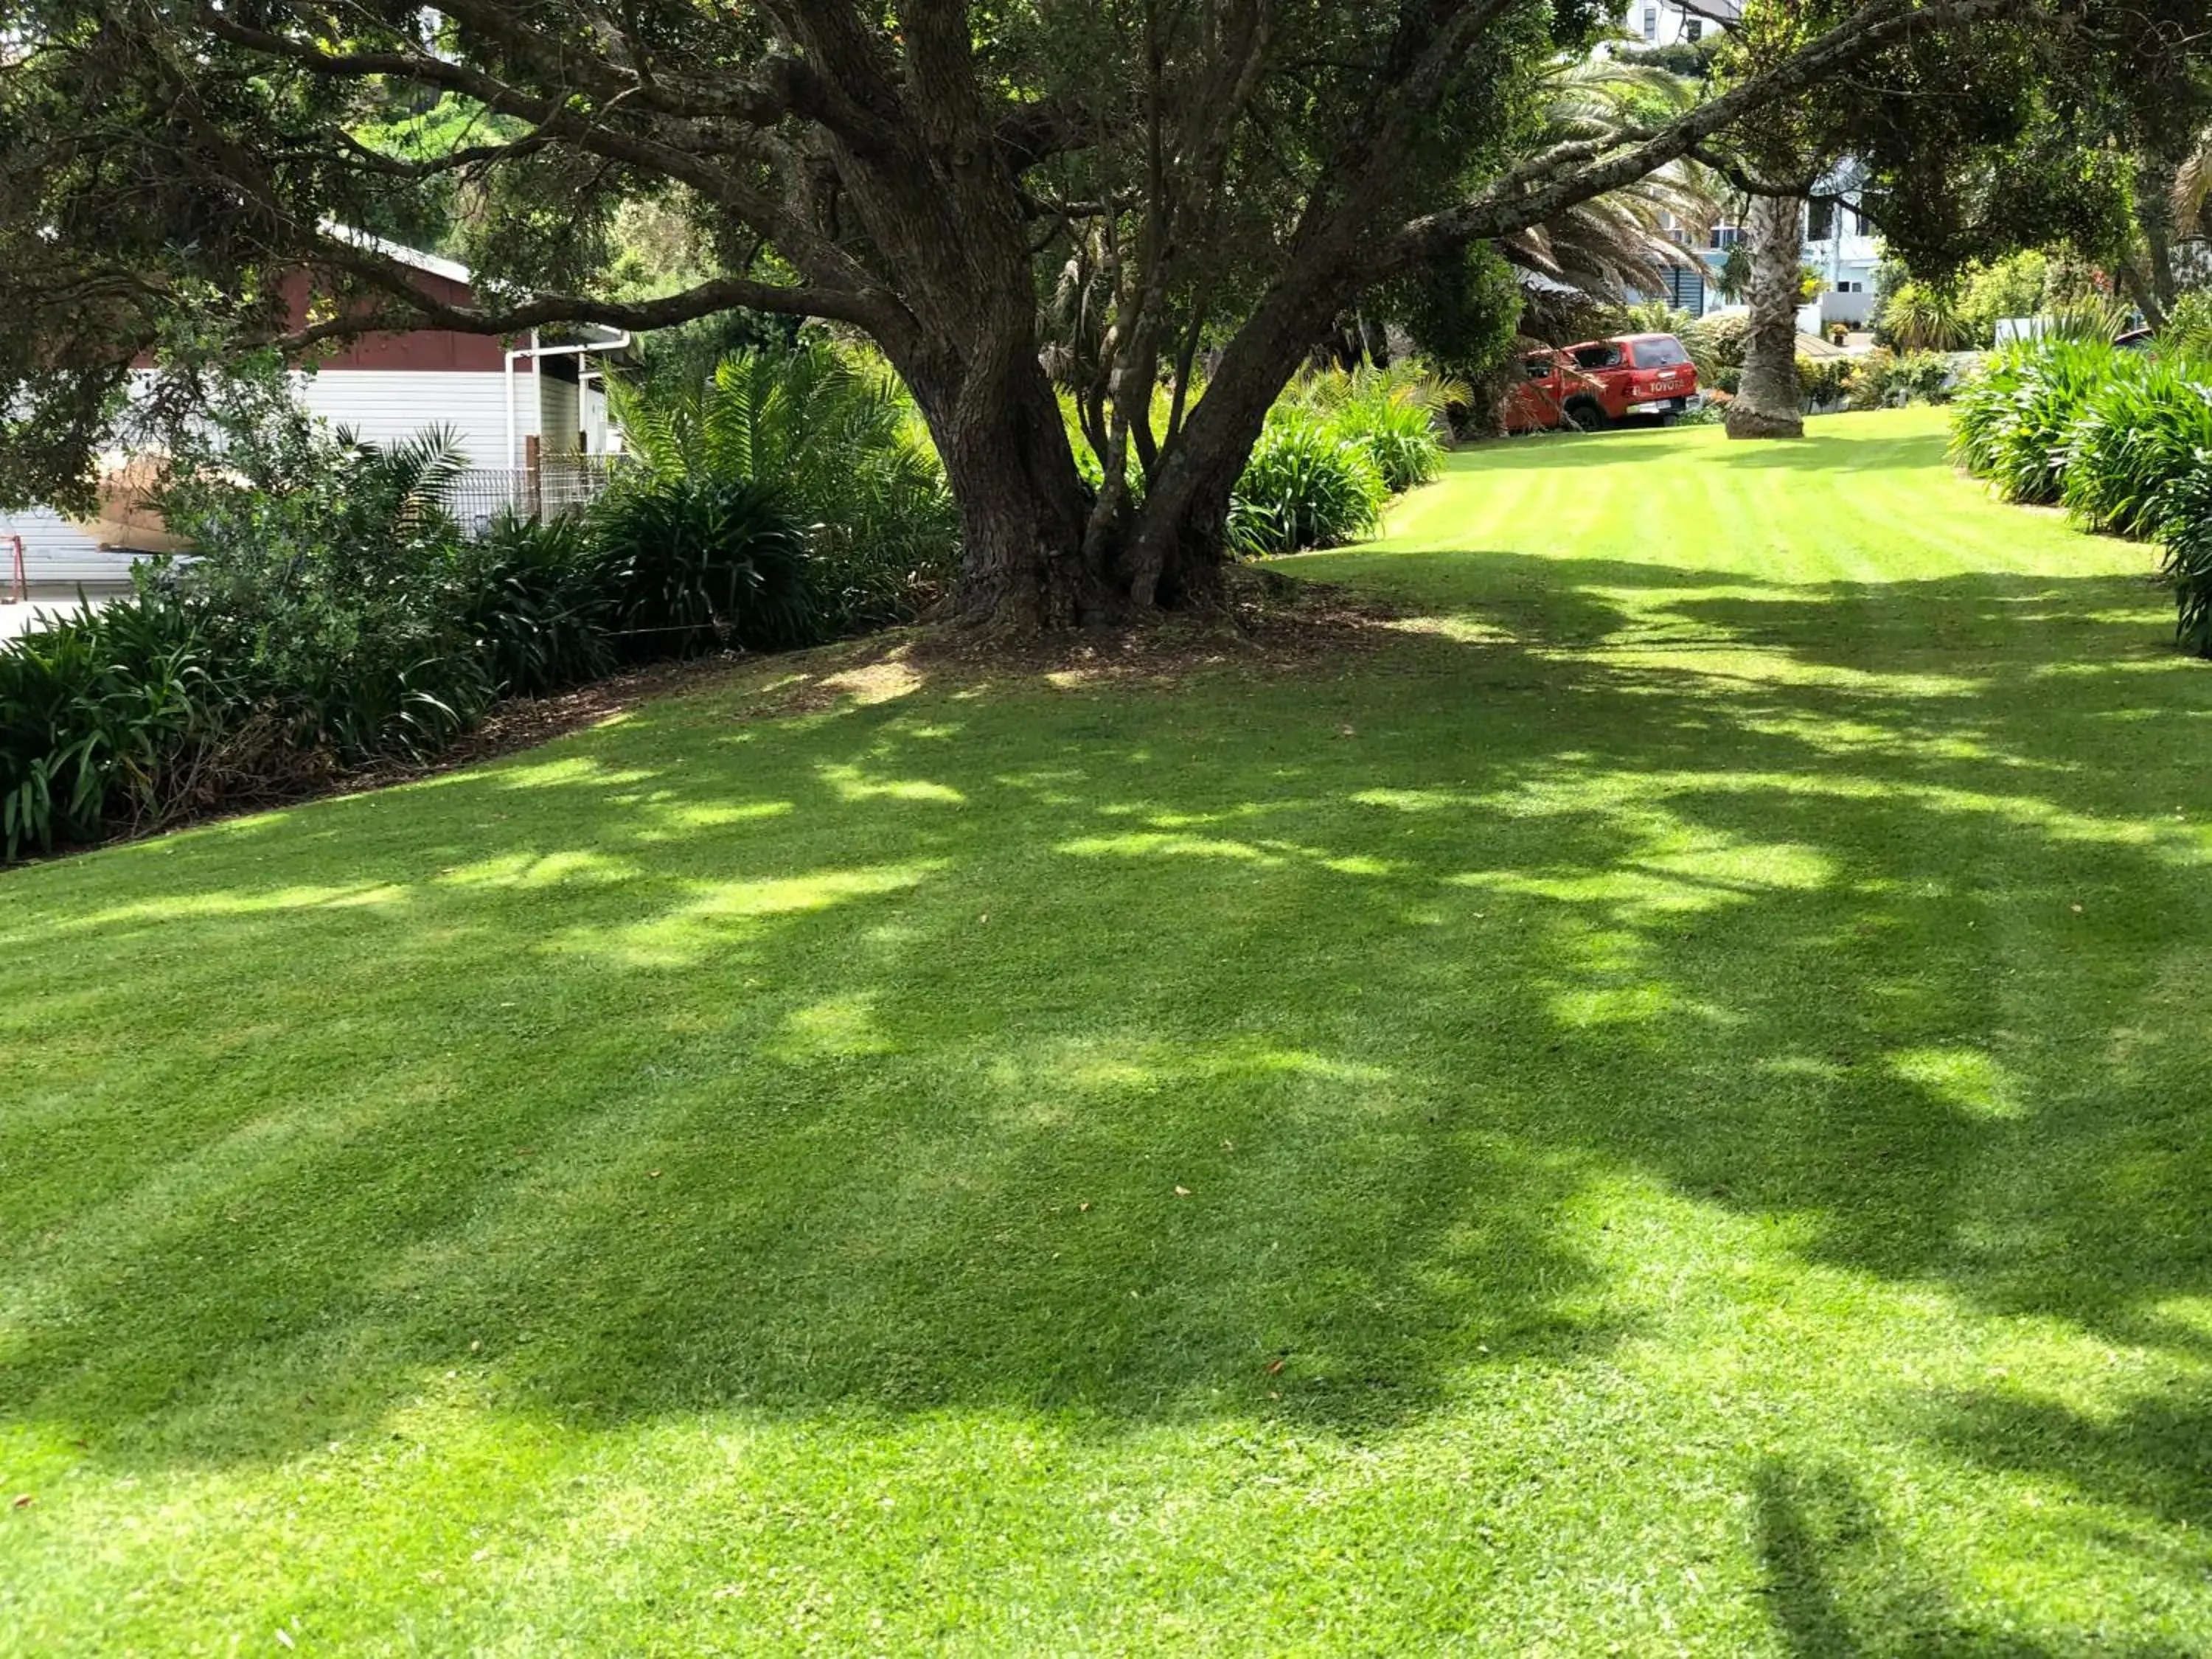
[1565,398,1609,432]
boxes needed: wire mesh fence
[437,457,625,537]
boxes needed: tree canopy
[0,0,2128,626]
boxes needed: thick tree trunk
[914,240,1350,629]
[1726,192,1807,442]
[904,341,1099,631]
[1116,268,1353,611]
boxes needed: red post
[5,535,24,605]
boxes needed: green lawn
[7,406,2212,1654]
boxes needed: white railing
[437,457,623,535]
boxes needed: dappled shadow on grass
[1924,1379,2212,1537]
[1753,1460,2199,1658]
[1,529,2210,1605]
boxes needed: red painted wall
[284,268,507,373]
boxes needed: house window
[1711,225,1741,250]
[1686,18,1703,39]
[1642,4,1658,39]
[1807,199,1834,241]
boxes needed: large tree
[1,0,2034,628]
[1714,0,2209,442]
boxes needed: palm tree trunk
[1725,192,1806,442]
[2133,150,2183,330]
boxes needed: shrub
[1846,348,1958,411]
[1397,243,1525,435]
[2061,358,2212,538]
[1947,338,2118,506]
[591,476,818,656]
[1227,412,1388,555]
[1845,348,1893,411]
[1900,350,1958,404]
[0,586,226,859]
[452,512,619,696]
[1795,355,1852,409]
[2157,462,2212,657]
[161,425,498,762]
[6,345,960,864]
[1681,313,1750,378]
[1958,251,2050,345]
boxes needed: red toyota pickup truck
[1504,332,1700,433]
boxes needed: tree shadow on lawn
[1753,1458,2200,1658]
[1,552,2209,1543]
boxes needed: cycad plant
[1618,299,1697,337]
[610,341,957,625]
[2161,291,2212,359]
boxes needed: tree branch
[1400,0,2025,257]
[263,265,890,353]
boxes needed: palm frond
[1501,55,1722,318]
[2175,133,2211,240]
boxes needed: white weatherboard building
[1618,0,1742,48]
[2,240,625,588]
[1684,194,1879,327]
[1803,187,1880,327]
